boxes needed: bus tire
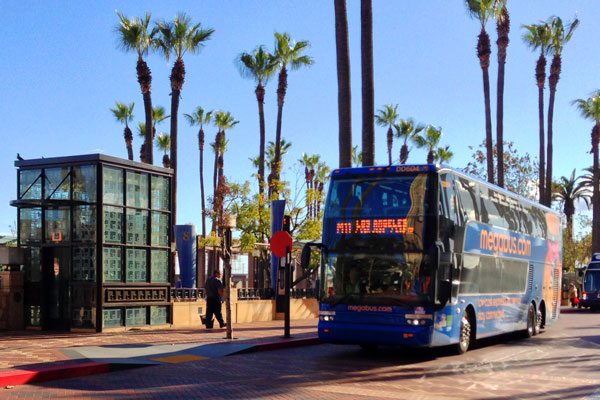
[523,303,535,338]
[534,305,541,336]
[455,313,472,355]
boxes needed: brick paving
[0,318,318,373]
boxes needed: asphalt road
[5,308,600,399]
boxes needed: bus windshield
[585,270,600,292]
[320,173,433,306]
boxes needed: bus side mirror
[300,242,323,270]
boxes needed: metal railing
[171,287,317,301]
[237,288,274,300]
[171,288,204,301]
[290,288,318,299]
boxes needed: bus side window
[456,178,479,222]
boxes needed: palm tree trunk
[170,58,185,232]
[387,126,393,165]
[256,83,267,203]
[199,128,206,238]
[536,53,546,204]
[592,124,600,253]
[427,150,434,164]
[137,56,153,165]
[361,0,375,166]
[335,0,352,169]
[477,28,493,184]
[496,9,509,188]
[273,65,288,199]
[546,54,561,206]
[124,126,134,161]
[400,144,408,164]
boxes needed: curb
[0,362,110,387]
[0,336,320,387]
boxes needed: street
[4,308,600,399]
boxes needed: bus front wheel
[455,313,472,355]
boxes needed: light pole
[221,213,236,340]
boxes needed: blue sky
[1,1,598,235]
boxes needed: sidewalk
[0,318,319,386]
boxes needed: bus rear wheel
[455,313,472,355]
[523,303,535,338]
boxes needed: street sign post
[270,230,293,338]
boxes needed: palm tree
[361,0,375,166]
[352,145,362,167]
[415,126,443,164]
[495,1,509,188]
[272,32,313,199]
[466,0,496,184]
[184,107,213,238]
[136,122,147,163]
[334,0,352,168]
[299,153,319,219]
[546,16,579,206]
[156,133,171,168]
[110,102,135,161]
[115,11,154,164]
[375,104,399,165]
[395,118,425,164]
[152,105,170,141]
[213,111,239,187]
[553,169,590,241]
[433,145,454,163]
[314,161,331,218]
[573,91,600,252]
[154,13,214,230]
[237,45,278,206]
[522,22,552,205]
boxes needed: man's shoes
[219,323,226,328]
[201,316,207,325]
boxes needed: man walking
[203,270,226,329]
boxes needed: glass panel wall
[103,167,123,205]
[74,205,96,241]
[103,247,122,282]
[126,171,148,208]
[126,307,147,326]
[103,206,123,243]
[72,165,97,202]
[151,306,168,324]
[19,169,42,199]
[126,209,148,245]
[45,167,70,200]
[126,248,147,282]
[20,208,42,243]
[151,212,169,246]
[44,208,70,242]
[103,308,122,328]
[151,249,168,282]
[151,175,169,210]
[23,247,41,282]
[73,247,96,281]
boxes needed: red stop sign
[270,231,293,258]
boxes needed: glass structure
[12,154,173,332]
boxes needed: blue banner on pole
[270,200,286,295]
[175,224,197,288]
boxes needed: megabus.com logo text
[480,229,531,257]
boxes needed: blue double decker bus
[302,164,562,353]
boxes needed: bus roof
[330,163,556,216]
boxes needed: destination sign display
[336,218,414,235]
